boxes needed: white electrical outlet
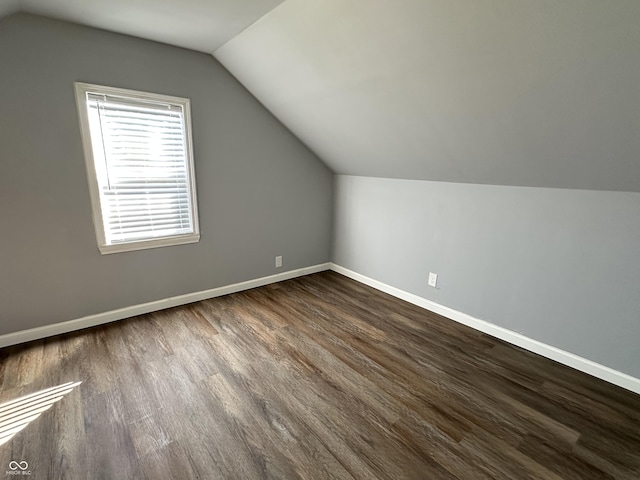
[428,272,438,288]
[275,256,282,268]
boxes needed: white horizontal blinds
[86,93,194,245]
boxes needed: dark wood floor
[1,271,639,479]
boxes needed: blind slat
[86,91,196,245]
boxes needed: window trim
[74,82,200,254]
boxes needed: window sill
[98,233,200,255]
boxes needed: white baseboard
[330,263,640,396]
[4,261,638,395]
[0,263,331,349]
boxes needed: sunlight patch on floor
[0,381,81,446]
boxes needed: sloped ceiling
[2,0,640,191]
[4,0,284,52]
[216,0,640,192]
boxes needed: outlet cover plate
[428,272,438,288]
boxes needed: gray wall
[0,13,333,335]
[333,175,640,378]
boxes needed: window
[75,83,199,254]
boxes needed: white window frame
[74,82,200,254]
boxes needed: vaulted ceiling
[0,0,284,52]
[215,0,640,192]
[3,0,640,192]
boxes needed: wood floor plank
[83,388,135,480]
[1,271,639,479]
[517,433,616,480]
[138,441,201,480]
